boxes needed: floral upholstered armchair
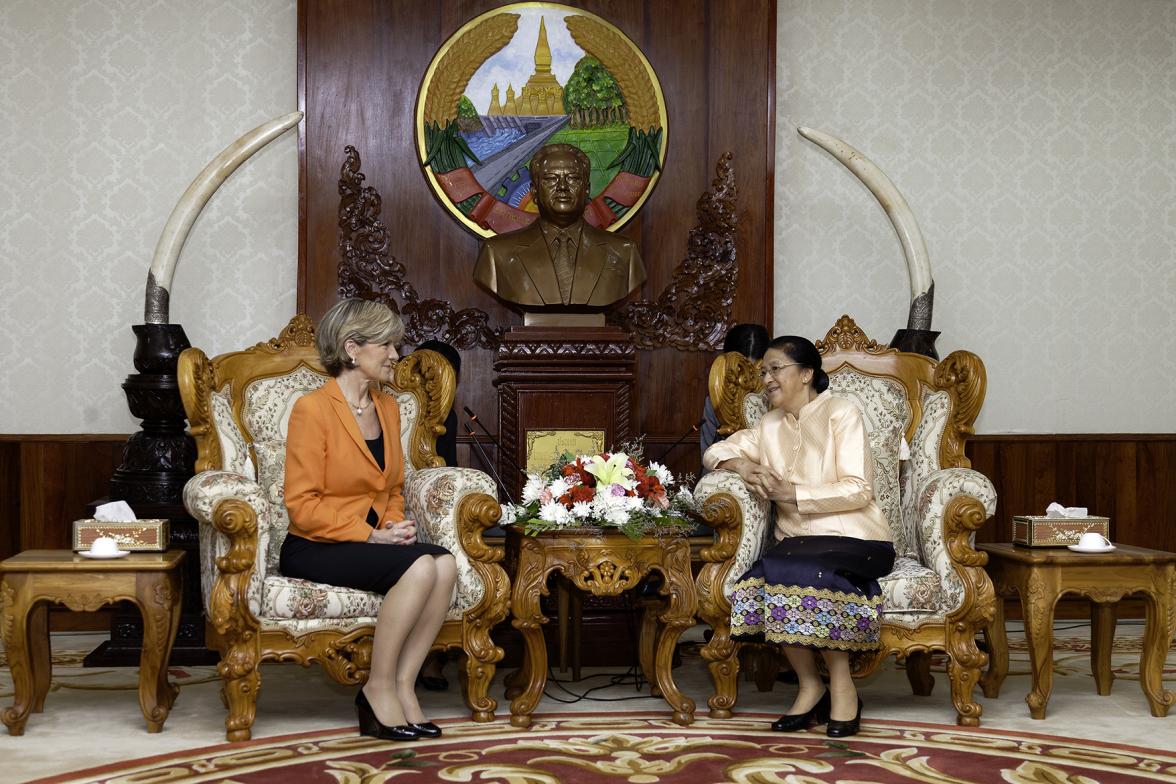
[694,316,997,726]
[178,316,510,741]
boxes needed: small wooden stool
[1,549,186,735]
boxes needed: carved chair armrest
[182,470,268,623]
[692,470,771,630]
[404,467,503,563]
[403,467,509,657]
[911,467,997,616]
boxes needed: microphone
[653,418,705,463]
[464,421,516,504]
[463,406,527,478]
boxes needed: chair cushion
[262,574,383,620]
[878,556,943,615]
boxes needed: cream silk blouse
[703,391,892,543]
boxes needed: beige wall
[2,1,1173,434]
[775,0,1176,432]
[0,0,298,433]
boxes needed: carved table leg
[557,579,570,674]
[509,543,549,729]
[653,548,697,726]
[1020,570,1059,720]
[981,590,1008,699]
[638,599,660,696]
[135,571,182,733]
[1139,571,1176,718]
[29,601,51,713]
[1090,601,1116,696]
[1,576,35,736]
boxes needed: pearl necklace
[345,391,373,417]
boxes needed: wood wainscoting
[967,434,1176,553]
[0,435,128,629]
[1,433,1171,626]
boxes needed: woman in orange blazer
[280,299,454,743]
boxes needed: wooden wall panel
[967,435,1176,554]
[0,435,127,560]
[298,0,775,483]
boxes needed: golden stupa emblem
[416,3,668,238]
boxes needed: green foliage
[563,56,624,112]
[607,126,663,176]
[456,96,478,119]
[422,119,481,173]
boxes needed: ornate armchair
[694,316,997,726]
[178,316,511,741]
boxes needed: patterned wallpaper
[2,1,1173,434]
[775,0,1176,433]
[0,0,298,433]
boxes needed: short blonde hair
[316,298,405,377]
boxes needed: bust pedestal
[494,326,636,502]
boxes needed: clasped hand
[726,459,796,503]
[368,519,417,545]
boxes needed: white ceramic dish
[78,550,131,559]
[1066,544,1116,553]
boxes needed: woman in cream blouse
[703,335,895,738]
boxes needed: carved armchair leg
[701,625,740,718]
[904,651,935,696]
[742,645,782,692]
[945,624,986,727]
[462,615,503,723]
[217,635,262,742]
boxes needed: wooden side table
[978,543,1176,720]
[504,528,698,728]
[0,549,186,735]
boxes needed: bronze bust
[473,144,646,309]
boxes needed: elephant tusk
[145,111,303,324]
[797,126,934,331]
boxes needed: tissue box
[73,519,170,552]
[1012,515,1109,547]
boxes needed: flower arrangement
[501,441,698,540]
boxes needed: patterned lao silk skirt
[729,535,896,650]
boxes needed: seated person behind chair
[700,323,771,471]
[703,335,895,739]
[280,298,454,742]
[473,143,646,308]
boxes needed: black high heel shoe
[825,697,864,738]
[355,689,419,741]
[771,689,831,732]
[407,721,442,738]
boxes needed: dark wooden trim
[972,434,1176,442]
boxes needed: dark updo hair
[414,339,461,380]
[767,335,830,393]
[722,323,771,360]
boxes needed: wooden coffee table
[504,528,698,728]
[978,543,1176,719]
[0,549,185,735]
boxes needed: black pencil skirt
[279,533,450,595]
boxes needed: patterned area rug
[25,713,1176,784]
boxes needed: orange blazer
[284,378,406,542]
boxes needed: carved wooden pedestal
[503,528,698,728]
[1,550,185,735]
[495,327,635,502]
[979,543,1176,719]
